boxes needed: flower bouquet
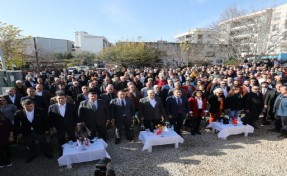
[75,123,91,150]
[156,124,163,135]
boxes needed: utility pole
[33,37,40,73]
[0,48,7,71]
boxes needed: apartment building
[174,28,227,64]
[75,31,111,54]
[219,3,287,58]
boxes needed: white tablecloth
[57,138,110,168]
[138,130,184,152]
[207,122,254,140]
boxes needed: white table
[207,122,254,140]
[138,130,184,152]
[57,138,110,168]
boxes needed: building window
[272,24,279,31]
[283,32,287,40]
[273,12,281,21]
[216,59,223,64]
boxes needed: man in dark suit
[3,87,22,109]
[22,87,47,110]
[14,98,52,163]
[139,90,164,130]
[100,84,117,106]
[244,85,264,128]
[168,82,187,99]
[166,88,190,136]
[35,84,51,111]
[48,91,79,155]
[79,91,110,141]
[24,76,36,88]
[76,85,89,107]
[265,83,283,132]
[110,90,135,144]
[259,81,272,126]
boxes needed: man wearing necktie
[166,89,190,136]
[79,91,110,141]
[110,90,135,144]
[260,81,272,126]
[14,98,52,163]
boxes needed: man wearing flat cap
[48,91,79,155]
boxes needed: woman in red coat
[188,90,208,135]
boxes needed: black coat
[264,89,281,112]
[244,92,264,113]
[225,94,244,111]
[14,108,48,136]
[4,94,23,109]
[48,103,79,136]
[76,93,88,107]
[166,96,190,119]
[78,100,109,133]
[207,94,225,113]
[110,98,135,120]
[138,97,164,120]
[100,93,117,106]
[21,95,47,110]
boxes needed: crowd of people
[1,60,287,168]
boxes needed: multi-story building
[174,28,227,64]
[219,3,287,58]
[117,40,227,66]
[174,28,219,44]
[25,37,74,57]
[75,31,111,54]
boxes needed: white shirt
[58,103,66,117]
[89,101,98,110]
[25,109,34,123]
[221,87,228,97]
[36,91,43,96]
[262,88,267,95]
[196,98,203,109]
[149,98,157,108]
[9,95,16,103]
[119,99,126,106]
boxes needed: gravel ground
[1,122,287,176]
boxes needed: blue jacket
[275,95,287,117]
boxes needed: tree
[72,51,97,65]
[0,22,31,69]
[98,42,163,68]
[53,52,74,60]
[210,5,285,64]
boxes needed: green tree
[98,42,163,68]
[72,51,96,65]
[0,22,31,69]
[53,52,74,60]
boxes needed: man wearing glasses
[243,86,264,129]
